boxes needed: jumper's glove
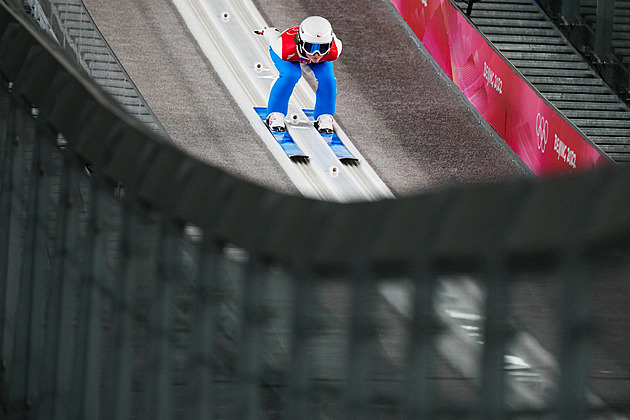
[254,27,280,44]
[254,27,272,35]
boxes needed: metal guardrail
[24,0,168,136]
[447,0,630,165]
[538,0,630,105]
[1,2,630,419]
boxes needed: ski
[302,109,359,164]
[254,107,309,162]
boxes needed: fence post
[594,0,614,79]
[343,200,395,420]
[561,0,580,25]
[6,108,46,418]
[403,189,454,419]
[235,191,283,420]
[186,174,237,420]
[557,171,609,420]
[70,120,125,420]
[0,90,17,389]
[146,159,197,420]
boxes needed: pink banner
[390,0,611,176]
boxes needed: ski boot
[314,114,334,134]
[267,112,286,132]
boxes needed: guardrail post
[35,126,79,420]
[235,191,283,420]
[185,174,236,420]
[343,201,394,420]
[594,0,614,79]
[556,171,609,420]
[0,86,16,389]
[146,159,196,420]
[69,120,124,420]
[478,184,526,420]
[561,0,580,25]
[403,189,454,419]
[99,140,159,420]
[6,103,50,419]
[282,200,333,420]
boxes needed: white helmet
[297,16,333,56]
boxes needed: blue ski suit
[264,25,342,119]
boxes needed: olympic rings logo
[536,113,548,153]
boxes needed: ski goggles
[300,40,332,55]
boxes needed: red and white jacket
[264,26,342,63]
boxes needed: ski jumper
[266,26,342,119]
